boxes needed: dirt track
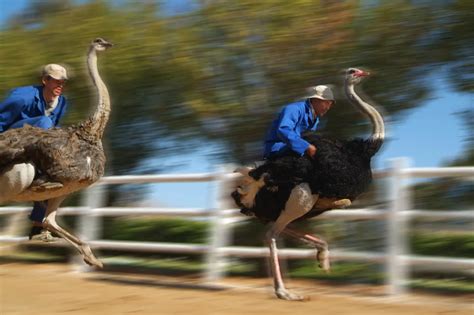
[1,262,472,315]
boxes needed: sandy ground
[1,262,472,315]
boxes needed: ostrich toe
[30,180,64,192]
[81,244,104,268]
[275,288,309,301]
[317,249,331,272]
[333,199,351,208]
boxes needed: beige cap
[42,64,68,80]
[304,85,335,102]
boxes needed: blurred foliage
[412,178,473,210]
[1,0,473,175]
[102,217,208,243]
[448,109,474,167]
[410,232,474,258]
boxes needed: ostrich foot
[81,244,103,268]
[275,288,309,301]
[317,249,331,272]
[314,198,351,210]
[30,180,63,191]
[30,230,59,243]
[333,199,351,208]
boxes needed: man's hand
[305,144,317,159]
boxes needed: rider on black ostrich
[231,67,384,301]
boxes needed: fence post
[204,165,235,283]
[72,183,105,271]
[386,157,410,295]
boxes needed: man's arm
[276,106,312,156]
[0,94,26,132]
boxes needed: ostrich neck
[344,82,385,141]
[84,47,110,142]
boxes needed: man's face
[312,98,334,116]
[43,76,66,97]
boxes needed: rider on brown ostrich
[0,38,113,268]
[231,68,384,301]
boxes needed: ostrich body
[0,38,113,268]
[231,68,384,300]
[0,123,105,201]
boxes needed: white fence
[1,158,473,296]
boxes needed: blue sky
[1,0,472,208]
[375,81,471,169]
[0,0,28,27]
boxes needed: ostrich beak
[355,69,370,77]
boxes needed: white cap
[42,64,68,80]
[304,85,335,102]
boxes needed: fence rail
[1,158,473,296]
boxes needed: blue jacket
[0,85,68,132]
[263,99,320,158]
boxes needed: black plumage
[305,133,382,199]
[239,134,383,222]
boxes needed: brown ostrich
[232,68,385,300]
[0,38,113,268]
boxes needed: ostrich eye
[348,69,356,74]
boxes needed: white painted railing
[0,158,473,296]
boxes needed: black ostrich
[231,68,385,301]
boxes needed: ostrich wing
[0,145,26,173]
[0,125,47,174]
[0,125,105,183]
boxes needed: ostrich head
[91,37,113,51]
[345,67,370,85]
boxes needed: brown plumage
[0,122,105,200]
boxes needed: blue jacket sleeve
[276,105,310,156]
[0,94,26,132]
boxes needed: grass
[289,261,384,284]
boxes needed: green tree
[1,0,472,174]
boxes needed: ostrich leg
[266,183,318,301]
[283,228,330,271]
[43,196,103,268]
